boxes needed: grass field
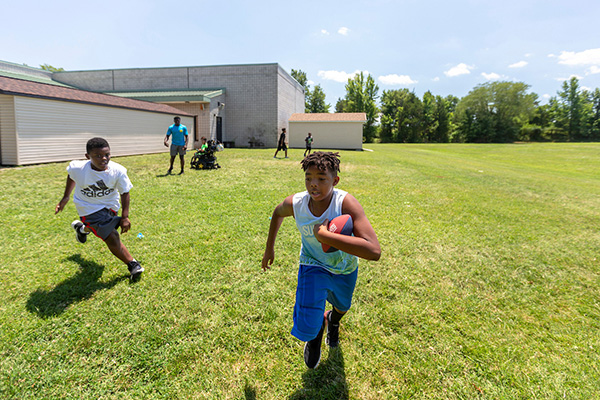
[1,143,599,399]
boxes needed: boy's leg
[104,231,144,281]
[325,308,346,348]
[104,230,133,264]
[292,265,331,368]
[325,268,358,347]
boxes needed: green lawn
[1,143,599,399]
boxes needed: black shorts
[81,208,121,240]
[277,143,287,151]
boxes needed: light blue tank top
[292,188,358,275]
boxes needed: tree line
[292,69,600,143]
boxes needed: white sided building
[0,73,194,166]
[288,113,366,151]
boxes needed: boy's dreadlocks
[300,151,341,175]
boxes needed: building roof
[0,60,75,88]
[105,89,225,103]
[0,76,193,116]
[289,113,367,122]
[0,69,74,88]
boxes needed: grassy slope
[0,143,598,399]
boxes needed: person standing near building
[273,128,289,159]
[304,132,313,157]
[164,116,188,175]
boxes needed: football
[321,214,353,253]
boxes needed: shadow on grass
[289,346,348,400]
[244,380,257,400]
[26,254,128,318]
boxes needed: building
[0,68,194,166]
[288,113,366,151]
[0,60,305,165]
[52,63,305,149]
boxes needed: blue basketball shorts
[291,264,358,342]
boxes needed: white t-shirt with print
[67,160,133,217]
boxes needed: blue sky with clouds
[2,0,599,106]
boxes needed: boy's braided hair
[86,137,110,153]
[300,151,341,175]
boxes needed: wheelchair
[190,140,222,170]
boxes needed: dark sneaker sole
[129,265,144,282]
[304,341,321,369]
[71,220,88,243]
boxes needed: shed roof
[0,76,193,116]
[105,89,225,103]
[289,113,367,122]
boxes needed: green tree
[380,89,423,142]
[343,72,379,142]
[40,64,64,72]
[306,84,331,113]
[422,91,438,142]
[556,77,588,141]
[335,98,349,113]
[589,88,600,141]
[455,81,537,142]
[291,69,310,112]
[432,95,451,143]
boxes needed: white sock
[79,225,88,234]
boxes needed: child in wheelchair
[190,137,222,170]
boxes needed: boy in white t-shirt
[262,151,381,369]
[55,137,144,281]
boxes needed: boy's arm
[119,192,131,233]
[55,175,76,214]
[314,194,381,261]
[262,195,294,271]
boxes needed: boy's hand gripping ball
[321,214,353,253]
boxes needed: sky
[2,0,600,106]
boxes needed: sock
[329,308,345,325]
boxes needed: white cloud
[587,65,600,75]
[317,69,364,83]
[338,27,350,36]
[542,94,551,99]
[509,61,528,68]
[307,80,315,86]
[378,74,417,85]
[557,48,600,66]
[555,74,584,82]
[444,63,473,77]
[321,29,330,35]
[481,72,501,80]
[432,77,440,82]
[525,53,533,58]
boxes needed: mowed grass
[0,143,599,399]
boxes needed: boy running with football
[262,151,381,369]
[55,137,144,282]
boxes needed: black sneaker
[303,316,326,369]
[128,261,144,282]
[178,169,184,175]
[167,168,173,175]
[71,220,89,243]
[325,310,340,348]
